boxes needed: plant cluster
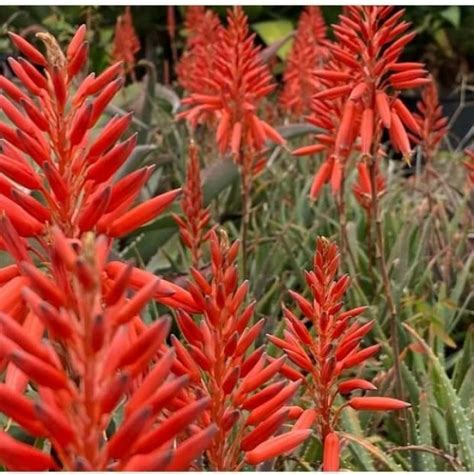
[0,5,472,473]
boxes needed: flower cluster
[178,6,285,168]
[410,77,448,163]
[0,230,216,470]
[112,7,141,74]
[292,52,356,199]
[294,6,429,199]
[270,237,409,470]
[176,6,222,95]
[0,28,192,312]
[0,27,175,240]
[172,141,212,267]
[280,6,329,118]
[172,230,311,470]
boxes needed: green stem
[368,159,404,409]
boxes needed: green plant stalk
[337,169,347,264]
[367,213,377,286]
[368,158,403,399]
[337,171,359,274]
[240,151,253,278]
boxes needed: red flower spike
[0,265,20,283]
[0,311,50,362]
[112,278,161,326]
[0,231,215,470]
[176,7,222,96]
[0,385,46,436]
[295,6,427,199]
[0,26,183,281]
[68,102,93,145]
[34,401,76,447]
[173,230,303,470]
[280,7,328,118]
[271,237,410,471]
[241,380,285,410]
[0,153,42,190]
[20,261,65,307]
[0,75,29,102]
[410,77,448,165]
[246,380,301,425]
[112,7,140,74]
[172,142,211,266]
[113,318,171,371]
[178,6,284,188]
[293,409,318,430]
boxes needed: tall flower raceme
[175,6,222,96]
[410,77,448,165]
[0,27,194,311]
[409,77,449,214]
[170,230,311,470]
[177,6,286,275]
[352,162,386,212]
[269,237,410,471]
[177,6,286,166]
[0,230,216,471]
[112,7,141,75]
[172,141,212,268]
[279,6,329,118]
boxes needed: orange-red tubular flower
[323,432,340,471]
[112,7,140,74]
[279,6,329,118]
[170,230,306,469]
[294,6,429,199]
[270,237,410,471]
[176,6,223,95]
[353,162,386,211]
[0,230,216,471]
[178,6,285,168]
[0,27,189,309]
[172,142,212,266]
[293,52,361,200]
